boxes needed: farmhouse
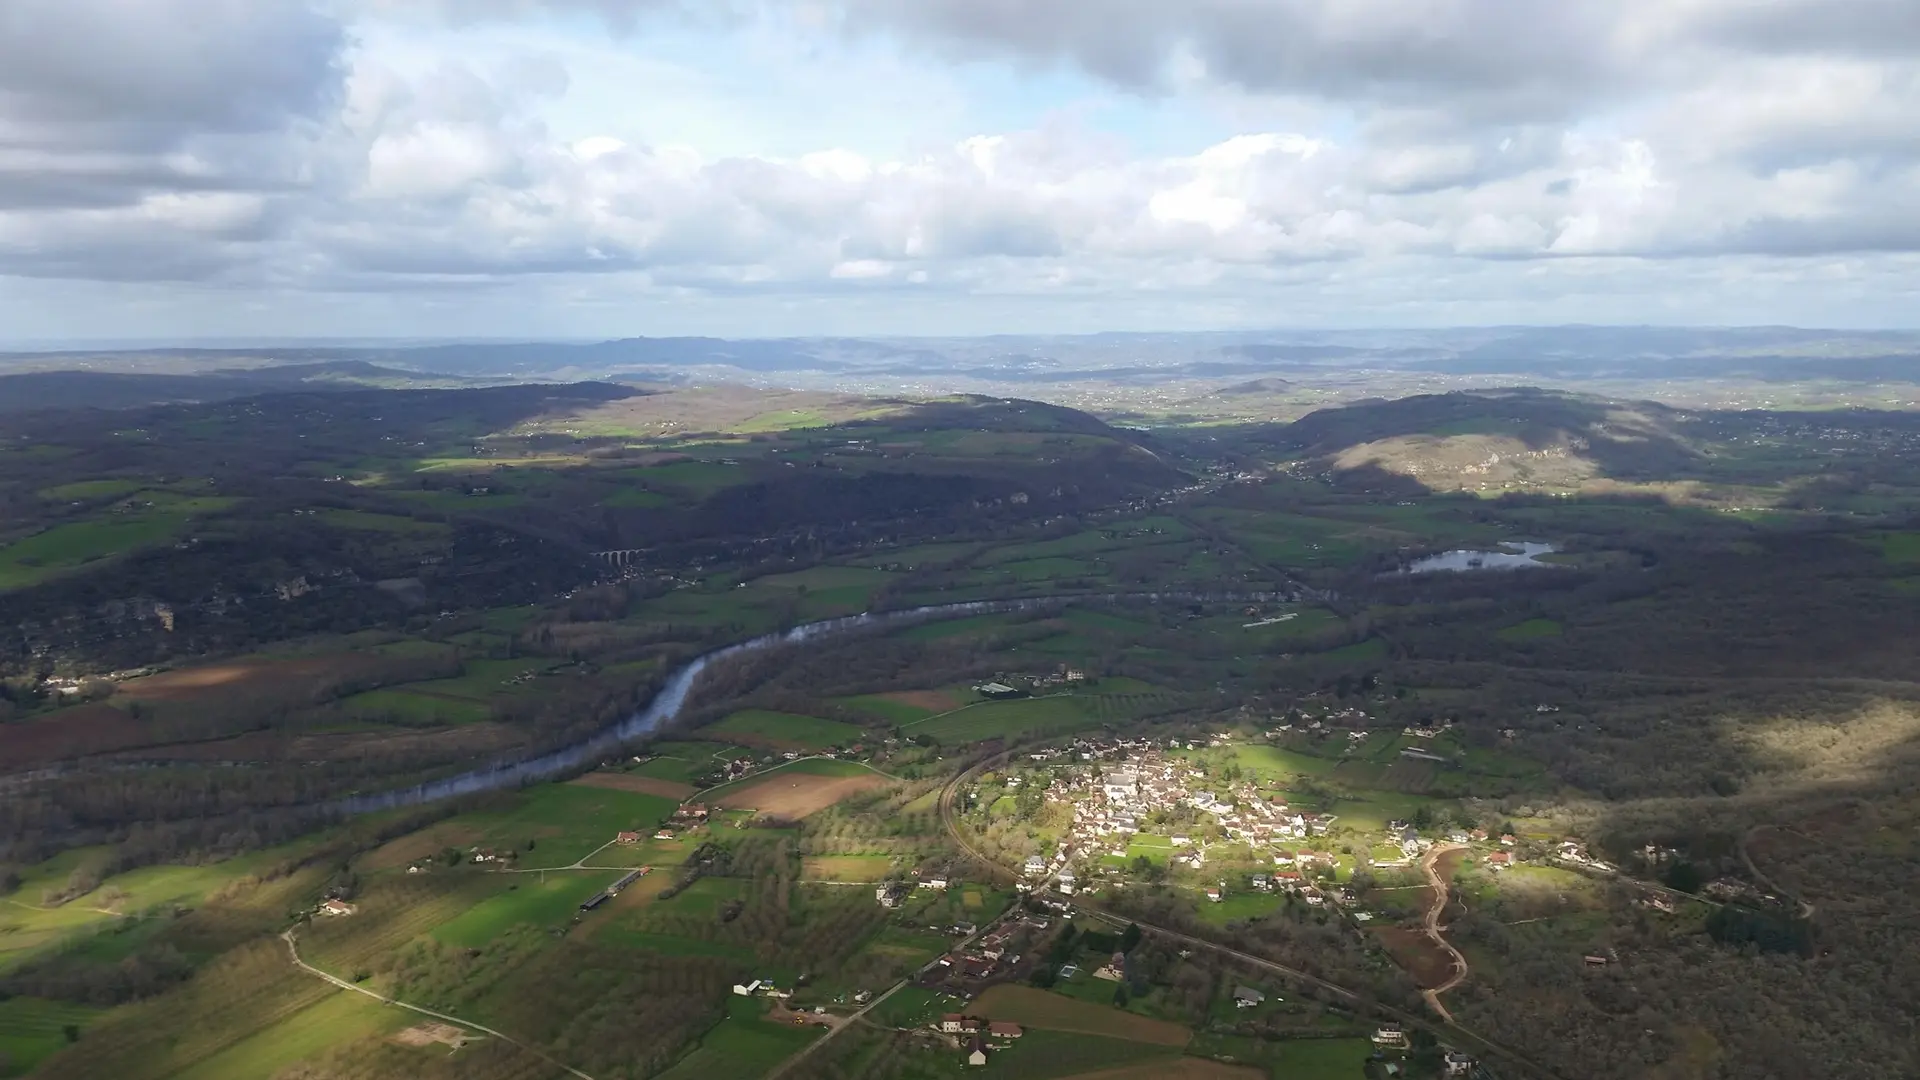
[1233,986,1265,1008]
[975,682,1024,699]
[988,1022,1023,1039]
[615,831,642,844]
[318,899,356,917]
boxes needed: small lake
[1401,542,1558,574]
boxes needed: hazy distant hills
[5,326,1920,414]
[1266,388,1704,491]
[0,361,491,413]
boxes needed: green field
[0,849,307,971]
[649,876,748,919]
[1188,1034,1375,1078]
[639,461,757,495]
[0,512,210,590]
[838,694,940,725]
[38,479,144,501]
[596,928,757,963]
[704,757,875,801]
[168,990,401,1080]
[707,709,865,749]
[906,696,1090,742]
[1496,617,1564,642]
[0,998,102,1077]
[339,687,493,725]
[1211,744,1342,781]
[448,785,679,866]
[868,986,953,1028]
[1196,891,1288,926]
[654,996,818,1080]
[1864,530,1920,564]
[433,873,620,947]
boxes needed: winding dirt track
[1417,843,1472,1020]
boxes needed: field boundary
[280,928,596,1080]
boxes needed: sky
[2,0,1919,341]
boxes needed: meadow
[653,996,820,1080]
[0,998,100,1077]
[446,784,679,866]
[707,709,866,750]
[432,872,621,947]
[970,985,1191,1047]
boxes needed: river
[334,590,1288,813]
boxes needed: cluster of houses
[932,1015,1023,1066]
[1004,738,1341,893]
[614,802,712,846]
[875,870,951,909]
[933,917,1035,982]
[974,665,1087,700]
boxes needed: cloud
[2,0,1920,333]
[0,0,345,283]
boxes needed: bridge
[592,550,645,567]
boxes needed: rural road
[935,754,1571,1080]
[764,907,1016,1080]
[281,927,596,1080]
[762,977,909,1080]
[1417,843,1471,1021]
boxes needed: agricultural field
[1185,1035,1376,1079]
[441,784,679,866]
[0,998,100,1077]
[433,872,621,947]
[800,855,897,881]
[1194,891,1289,927]
[0,505,228,591]
[969,985,1191,1047]
[839,693,942,725]
[572,770,698,800]
[1060,1060,1264,1080]
[166,989,404,1080]
[652,991,817,1076]
[707,758,890,815]
[706,709,867,750]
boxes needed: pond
[1400,541,1558,574]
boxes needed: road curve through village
[281,928,596,1080]
[935,754,1570,1080]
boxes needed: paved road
[281,927,595,1080]
[935,754,1570,1080]
[1417,843,1471,1020]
